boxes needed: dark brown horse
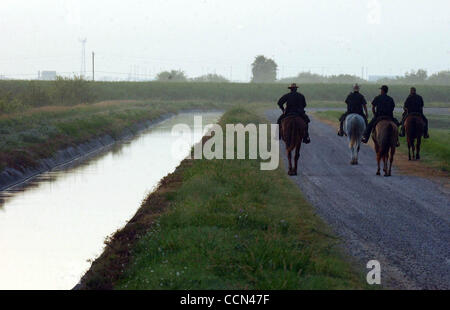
[281,116,306,176]
[404,113,425,160]
[372,119,398,177]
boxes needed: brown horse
[281,116,306,176]
[404,113,425,160]
[372,119,398,177]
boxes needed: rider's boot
[337,121,344,136]
[424,126,430,139]
[361,135,369,144]
[399,125,405,137]
[303,126,311,144]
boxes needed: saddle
[406,112,422,118]
[283,112,304,119]
[369,115,397,136]
[375,115,392,122]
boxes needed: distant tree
[156,70,187,82]
[52,75,95,105]
[378,69,428,85]
[404,69,428,83]
[251,55,277,83]
[327,74,366,84]
[191,73,229,83]
[278,72,365,84]
[279,72,326,84]
[427,70,450,85]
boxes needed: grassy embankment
[0,100,226,172]
[81,106,366,290]
[313,110,450,173]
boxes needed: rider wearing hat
[361,85,400,144]
[337,83,369,136]
[399,87,429,138]
[277,83,311,144]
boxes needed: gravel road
[308,107,450,115]
[266,110,449,289]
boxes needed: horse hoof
[376,172,380,176]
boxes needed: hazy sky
[1,0,449,81]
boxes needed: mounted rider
[277,83,311,144]
[361,85,400,145]
[399,87,429,138]
[337,83,369,136]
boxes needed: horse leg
[383,155,388,175]
[376,152,381,175]
[350,144,355,165]
[416,137,421,160]
[351,146,356,165]
[388,146,395,176]
[294,143,301,175]
[411,139,415,160]
[407,140,411,160]
[355,141,360,165]
[287,148,293,175]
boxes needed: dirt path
[266,110,449,289]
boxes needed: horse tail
[283,117,304,151]
[380,122,394,157]
[348,115,364,149]
[285,119,297,149]
[409,116,417,139]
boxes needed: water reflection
[0,112,221,289]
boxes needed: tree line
[155,55,449,85]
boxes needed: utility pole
[92,52,95,81]
[79,38,87,77]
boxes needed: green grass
[114,107,366,290]
[1,80,449,112]
[314,110,450,172]
[313,110,343,122]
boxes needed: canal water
[0,112,221,289]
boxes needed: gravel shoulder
[266,109,450,289]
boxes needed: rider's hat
[379,85,389,93]
[288,83,298,89]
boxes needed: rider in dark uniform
[277,83,311,144]
[337,83,369,136]
[399,87,429,138]
[361,85,400,144]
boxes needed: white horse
[344,113,366,165]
